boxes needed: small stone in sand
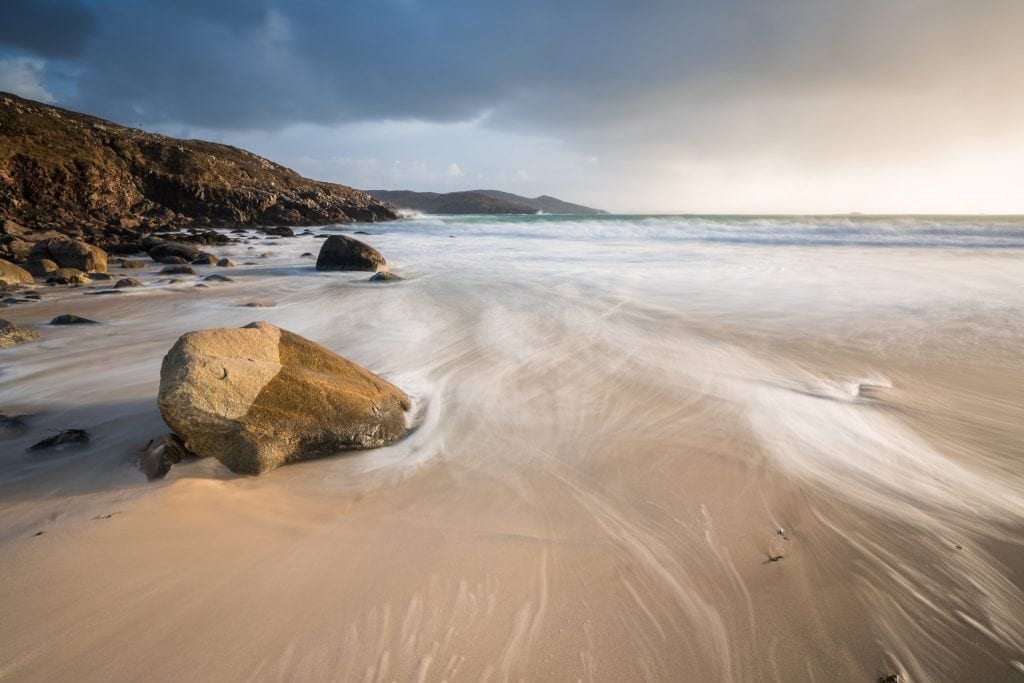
[205,274,233,282]
[217,258,235,267]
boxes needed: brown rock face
[157,321,411,474]
[0,258,33,287]
[0,92,398,233]
[28,238,107,272]
[315,235,386,272]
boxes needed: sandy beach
[2,216,1023,681]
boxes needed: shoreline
[1,220,1023,680]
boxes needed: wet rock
[315,235,386,272]
[160,265,197,275]
[47,268,91,285]
[50,314,100,325]
[217,258,235,267]
[29,429,90,450]
[24,259,59,277]
[29,238,108,272]
[260,226,295,238]
[0,318,40,348]
[160,255,188,265]
[368,271,402,282]
[300,252,313,258]
[157,321,411,474]
[89,272,113,281]
[0,258,33,287]
[115,277,144,288]
[204,274,233,282]
[191,253,218,265]
[149,242,202,263]
[84,290,123,296]
[138,432,200,479]
[118,259,148,269]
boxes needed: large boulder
[0,259,33,287]
[158,321,411,474]
[315,235,386,272]
[28,238,108,273]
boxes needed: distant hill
[0,92,396,235]
[366,189,605,215]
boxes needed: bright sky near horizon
[1,0,1022,213]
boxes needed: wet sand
[1,220,1023,680]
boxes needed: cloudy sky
[2,0,1023,213]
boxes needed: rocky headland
[0,92,397,263]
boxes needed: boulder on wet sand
[115,277,144,288]
[158,321,411,474]
[315,235,386,272]
[0,318,40,348]
[192,253,218,265]
[0,258,33,287]
[28,238,108,273]
[217,258,235,268]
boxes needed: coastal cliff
[0,92,397,239]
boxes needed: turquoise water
[382,213,1024,247]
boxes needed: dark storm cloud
[2,0,1023,144]
[0,0,96,58]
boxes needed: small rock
[115,278,144,288]
[191,253,218,266]
[368,271,401,282]
[160,255,188,265]
[118,259,148,269]
[216,258,235,267]
[50,314,100,325]
[0,318,40,348]
[29,429,90,450]
[47,268,91,285]
[204,274,233,282]
[300,252,313,258]
[89,272,113,281]
[160,265,197,275]
[138,432,199,479]
[24,259,59,277]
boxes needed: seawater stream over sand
[1,215,1023,680]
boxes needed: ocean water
[1,214,1023,679]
